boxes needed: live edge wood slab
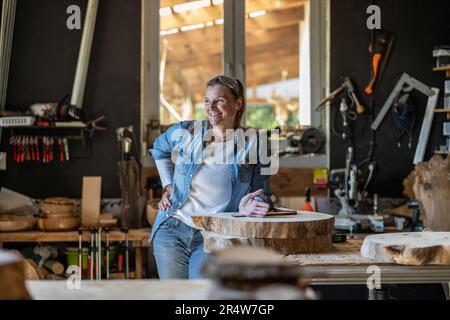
[192,212,334,254]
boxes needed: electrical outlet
[0,152,6,170]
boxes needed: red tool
[301,186,314,212]
[31,136,35,161]
[20,137,25,163]
[58,137,64,162]
[49,137,54,162]
[25,137,30,161]
[35,137,40,161]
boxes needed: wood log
[24,258,48,280]
[402,171,416,200]
[202,246,303,280]
[412,155,450,231]
[361,232,450,265]
[202,231,332,254]
[46,274,66,280]
[192,212,334,239]
[44,259,65,275]
[0,250,32,299]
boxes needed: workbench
[286,239,450,299]
[26,279,212,299]
[0,228,151,279]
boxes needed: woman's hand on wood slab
[158,184,173,211]
[238,189,270,217]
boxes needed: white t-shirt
[173,140,233,228]
[155,137,235,229]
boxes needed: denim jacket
[148,120,272,241]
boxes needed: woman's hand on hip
[238,189,270,217]
[158,184,173,211]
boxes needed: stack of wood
[0,250,31,299]
[201,246,316,300]
[192,211,334,254]
[10,249,66,281]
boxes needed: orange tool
[365,31,395,95]
[301,187,314,212]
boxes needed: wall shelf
[433,66,450,76]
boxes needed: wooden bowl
[38,217,80,231]
[0,214,37,232]
[41,198,76,217]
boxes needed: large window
[159,0,224,125]
[245,0,307,130]
[151,0,324,131]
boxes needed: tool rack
[0,228,150,279]
[3,121,92,159]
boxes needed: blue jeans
[152,217,210,279]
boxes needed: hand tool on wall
[63,138,69,161]
[317,77,365,115]
[117,126,144,228]
[365,31,395,95]
[34,137,40,161]
[85,116,106,139]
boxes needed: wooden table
[0,228,151,279]
[286,239,450,299]
[26,279,212,300]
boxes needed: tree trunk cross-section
[361,232,450,265]
[192,212,334,254]
[202,231,333,254]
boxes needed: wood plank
[192,211,334,239]
[285,239,385,265]
[0,229,150,243]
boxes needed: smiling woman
[149,75,273,280]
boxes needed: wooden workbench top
[0,228,150,242]
[286,239,388,266]
[26,279,212,300]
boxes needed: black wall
[330,0,450,197]
[0,0,140,198]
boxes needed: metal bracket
[371,73,436,131]
[413,87,440,164]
